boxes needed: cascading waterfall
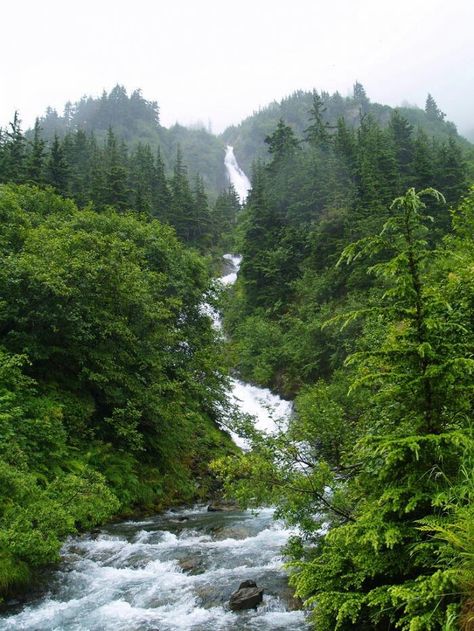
[0,152,309,631]
[224,146,251,203]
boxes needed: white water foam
[3,512,307,630]
[224,146,251,203]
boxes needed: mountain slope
[222,85,472,173]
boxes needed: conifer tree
[46,134,69,195]
[353,81,370,114]
[170,145,195,242]
[191,174,213,248]
[304,91,330,149]
[3,111,27,183]
[103,128,129,210]
[388,110,414,185]
[151,147,172,222]
[425,93,445,122]
[26,119,46,184]
[264,119,299,165]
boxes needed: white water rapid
[224,146,251,203]
[0,156,309,631]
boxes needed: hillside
[35,85,228,198]
[222,84,472,173]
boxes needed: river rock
[229,580,264,611]
[207,500,239,512]
[179,558,200,572]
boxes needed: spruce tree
[425,93,445,122]
[151,147,172,222]
[102,128,129,210]
[46,134,69,196]
[26,119,46,184]
[304,91,330,149]
[170,145,195,242]
[3,111,27,183]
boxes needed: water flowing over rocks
[224,146,251,203]
[229,580,264,611]
[0,151,309,631]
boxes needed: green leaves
[0,184,234,597]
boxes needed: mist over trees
[0,81,473,629]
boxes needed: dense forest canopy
[223,84,473,174]
[33,85,229,197]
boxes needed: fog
[1,0,473,135]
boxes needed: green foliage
[219,188,474,629]
[0,185,235,598]
[223,86,470,174]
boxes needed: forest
[0,83,473,630]
[217,91,474,629]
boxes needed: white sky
[1,0,473,134]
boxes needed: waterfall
[224,146,251,203]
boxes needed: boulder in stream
[229,580,264,611]
[207,500,239,512]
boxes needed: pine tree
[212,184,240,245]
[411,128,435,190]
[290,188,473,630]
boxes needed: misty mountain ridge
[29,83,472,190]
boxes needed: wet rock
[207,500,239,512]
[229,580,264,611]
[213,526,250,540]
[179,558,200,573]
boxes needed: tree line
[0,113,240,251]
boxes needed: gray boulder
[229,580,264,611]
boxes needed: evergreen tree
[264,119,299,165]
[191,174,213,249]
[436,137,467,206]
[411,128,435,190]
[67,129,93,207]
[46,134,69,195]
[388,109,414,185]
[129,143,155,214]
[102,128,129,210]
[170,145,195,241]
[151,147,172,222]
[26,119,46,184]
[3,111,27,183]
[304,91,330,149]
[212,184,240,246]
[353,81,370,114]
[425,93,445,122]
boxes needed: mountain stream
[0,150,309,631]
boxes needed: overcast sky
[1,0,473,135]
